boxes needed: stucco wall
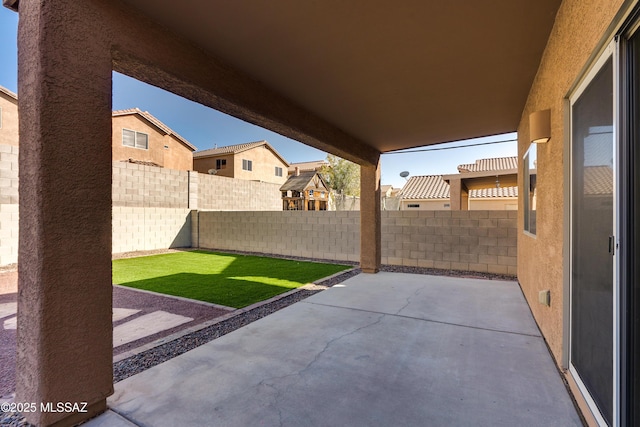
[112,115,193,171]
[194,145,288,185]
[0,93,18,147]
[469,198,518,211]
[401,199,450,210]
[517,0,625,364]
[195,210,517,274]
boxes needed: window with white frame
[275,166,283,177]
[122,129,149,150]
[242,159,252,171]
[523,144,537,235]
[216,159,227,169]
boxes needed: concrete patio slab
[105,273,581,427]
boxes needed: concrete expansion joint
[304,301,541,338]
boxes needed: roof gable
[279,170,328,192]
[112,108,197,151]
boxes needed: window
[242,159,252,171]
[407,204,420,208]
[216,159,227,169]
[122,129,148,150]
[275,166,283,177]
[309,190,314,197]
[523,144,537,235]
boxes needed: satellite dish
[399,171,410,178]
[208,169,217,175]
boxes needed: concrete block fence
[0,144,517,272]
[194,210,517,275]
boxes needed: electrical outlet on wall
[538,289,551,307]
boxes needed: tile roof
[194,140,289,166]
[583,165,613,195]
[280,170,326,192]
[402,175,518,199]
[120,158,162,167]
[401,175,450,199]
[457,156,518,173]
[288,160,328,173]
[112,108,196,151]
[0,85,17,101]
[469,186,518,198]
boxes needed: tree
[320,155,360,210]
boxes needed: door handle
[609,235,616,255]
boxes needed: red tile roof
[112,108,196,151]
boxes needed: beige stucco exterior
[400,199,450,210]
[112,114,193,170]
[469,198,518,211]
[517,0,625,374]
[0,91,18,147]
[194,145,288,185]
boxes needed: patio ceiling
[119,0,561,154]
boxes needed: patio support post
[448,177,469,210]
[16,1,113,425]
[360,158,381,273]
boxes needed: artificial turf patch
[112,250,350,308]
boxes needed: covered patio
[6,0,622,425]
[87,272,581,426]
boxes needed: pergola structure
[2,0,562,425]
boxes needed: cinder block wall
[195,210,517,274]
[0,145,19,265]
[197,173,281,211]
[381,210,517,275]
[196,211,360,262]
[110,163,282,254]
[112,162,189,208]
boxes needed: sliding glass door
[570,48,615,426]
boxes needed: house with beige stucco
[399,157,518,211]
[8,1,640,426]
[193,140,289,185]
[112,108,196,171]
[0,85,18,148]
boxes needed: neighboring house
[399,175,451,210]
[112,108,196,171]
[0,85,18,147]
[193,140,289,185]
[399,156,518,210]
[280,170,329,211]
[288,159,328,176]
[443,156,518,210]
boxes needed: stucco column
[360,158,381,273]
[448,177,469,210]
[16,1,113,425]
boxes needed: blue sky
[0,7,516,188]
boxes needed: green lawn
[112,250,351,308]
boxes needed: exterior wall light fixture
[530,109,551,143]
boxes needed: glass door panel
[571,56,614,425]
